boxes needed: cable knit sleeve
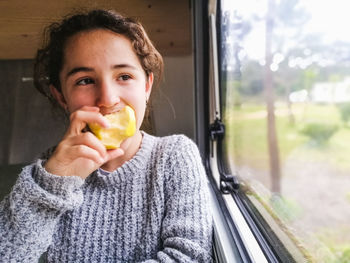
[0,159,84,262]
[145,135,213,262]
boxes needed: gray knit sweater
[0,132,213,262]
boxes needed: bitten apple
[88,106,136,149]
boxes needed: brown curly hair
[34,9,163,120]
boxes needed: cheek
[132,101,147,129]
[123,86,147,128]
[66,90,97,112]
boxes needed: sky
[301,0,350,44]
[222,0,350,61]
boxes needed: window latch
[209,118,240,194]
[220,172,240,194]
[209,118,225,141]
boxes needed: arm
[0,160,84,262]
[0,107,124,262]
[145,136,213,263]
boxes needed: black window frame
[192,0,303,262]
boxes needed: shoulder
[146,133,201,159]
[158,133,197,149]
[146,133,204,171]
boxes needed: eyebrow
[65,64,138,79]
[112,64,138,70]
[66,67,93,79]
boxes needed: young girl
[0,9,213,262]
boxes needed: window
[220,0,350,262]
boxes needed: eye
[118,74,132,81]
[76,78,94,85]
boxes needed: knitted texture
[0,132,213,262]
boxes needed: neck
[101,130,143,172]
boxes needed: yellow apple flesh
[88,106,136,149]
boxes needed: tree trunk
[264,0,281,194]
[286,84,295,125]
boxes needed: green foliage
[337,103,350,124]
[270,194,303,222]
[337,247,350,263]
[302,69,317,90]
[240,61,264,95]
[300,122,339,144]
[316,228,350,263]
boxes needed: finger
[68,110,109,135]
[105,148,125,162]
[69,144,106,164]
[67,132,107,158]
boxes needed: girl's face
[54,29,153,130]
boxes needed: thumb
[105,148,125,162]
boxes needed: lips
[99,102,126,115]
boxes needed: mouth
[100,103,126,115]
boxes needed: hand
[44,106,124,179]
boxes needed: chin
[119,130,140,150]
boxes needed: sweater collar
[89,131,155,185]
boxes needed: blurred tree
[264,0,281,194]
[264,0,309,194]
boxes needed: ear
[145,73,154,100]
[50,85,68,110]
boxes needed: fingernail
[102,120,110,128]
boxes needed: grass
[315,227,350,263]
[224,101,350,262]
[224,102,350,172]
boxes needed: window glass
[220,0,350,261]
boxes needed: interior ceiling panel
[0,0,191,59]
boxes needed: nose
[96,79,120,109]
